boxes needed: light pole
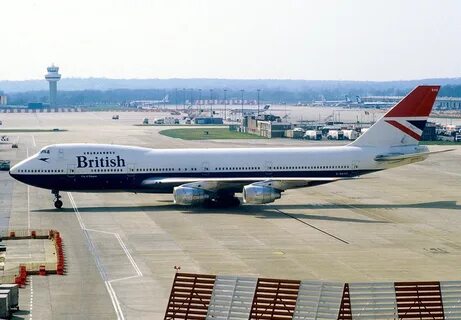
[198,89,202,114]
[175,88,178,111]
[210,89,214,117]
[223,89,227,121]
[257,89,260,116]
[183,88,186,111]
[240,89,244,124]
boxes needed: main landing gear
[52,190,63,209]
[204,195,241,208]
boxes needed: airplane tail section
[350,85,440,147]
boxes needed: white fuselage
[9,143,428,193]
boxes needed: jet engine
[173,186,210,205]
[242,185,281,204]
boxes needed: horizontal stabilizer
[374,149,454,162]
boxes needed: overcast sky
[1,0,460,81]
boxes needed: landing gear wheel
[228,197,241,207]
[206,196,241,208]
[52,190,63,209]
[54,200,63,209]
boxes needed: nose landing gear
[52,190,63,209]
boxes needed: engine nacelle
[173,186,209,205]
[243,185,281,204]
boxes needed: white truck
[304,130,322,140]
[158,117,180,125]
[343,129,358,140]
[327,130,344,140]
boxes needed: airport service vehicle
[153,117,178,125]
[343,129,358,140]
[0,136,16,148]
[285,129,304,139]
[327,129,344,140]
[9,86,451,209]
[0,136,10,144]
[304,130,322,140]
[0,161,10,171]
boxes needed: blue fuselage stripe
[10,169,380,193]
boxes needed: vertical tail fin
[350,85,440,147]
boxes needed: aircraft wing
[141,177,350,192]
[374,149,454,162]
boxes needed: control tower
[45,65,61,107]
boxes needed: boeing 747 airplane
[9,85,448,209]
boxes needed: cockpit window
[40,149,50,154]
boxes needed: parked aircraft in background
[313,95,352,107]
[355,96,396,108]
[9,86,450,209]
[129,94,169,109]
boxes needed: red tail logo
[385,120,424,140]
[384,85,440,118]
[383,85,440,140]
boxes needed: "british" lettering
[76,155,126,168]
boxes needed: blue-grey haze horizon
[1,0,460,81]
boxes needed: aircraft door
[202,161,210,177]
[127,164,136,185]
[66,164,76,185]
[66,165,76,177]
[264,161,273,177]
[351,160,360,176]
[351,160,359,169]
[127,164,135,174]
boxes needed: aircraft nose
[9,159,27,181]
[9,162,20,178]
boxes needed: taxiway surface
[0,111,460,319]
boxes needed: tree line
[5,85,461,106]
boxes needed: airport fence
[0,228,50,240]
[0,229,65,287]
